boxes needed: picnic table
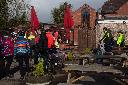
[63,64,122,84]
[70,54,94,65]
[71,54,127,66]
[112,47,128,55]
[96,55,127,66]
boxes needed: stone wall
[96,23,128,47]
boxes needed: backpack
[15,39,30,55]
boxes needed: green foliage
[0,0,29,30]
[33,58,45,77]
[7,13,29,30]
[67,51,73,61]
[83,48,92,54]
[51,2,72,26]
[0,0,8,29]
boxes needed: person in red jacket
[3,32,14,78]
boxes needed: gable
[101,0,128,14]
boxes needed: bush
[33,58,45,77]
[83,48,92,54]
[67,51,73,61]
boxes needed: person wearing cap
[100,27,113,52]
[117,31,125,47]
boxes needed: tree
[0,0,30,30]
[51,2,69,26]
[0,0,8,29]
[7,0,31,28]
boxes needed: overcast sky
[29,0,108,23]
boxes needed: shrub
[83,48,92,54]
[67,51,73,61]
[33,58,45,77]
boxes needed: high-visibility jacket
[117,33,124,46]
[104,31,110,39]
[28,34,35,40]
[28,34,35,46]
[102,30,112,43]
[55,39,59,48]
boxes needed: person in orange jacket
[46,30,55,49]
[46,30,56,54]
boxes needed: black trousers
[33,44,41,65]
[116,40,125,47]
[0,57,5,78]
[16,54,29,77]
[34,51,40,65]
[5,55,13,76]
[104,39,112,52]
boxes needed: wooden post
[67,71,71,84]
[72,76,85,83]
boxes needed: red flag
[31,6,40,33]
[64,4,74,40]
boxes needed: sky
[29,0,108,23]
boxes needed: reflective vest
[28,34,35,40]
[55,39,59,48]
[104,31,110,38]
[117,33,124,45]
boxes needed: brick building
[72,4,96,51]
[96,0,128,47]
[101,0,128,17]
